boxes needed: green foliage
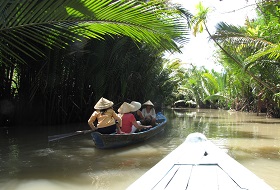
[210,0,280,115]
[0,0,188,66]
[0,0,192,126]
[191,2,211,36]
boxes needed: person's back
[121,113,136,133]
[88,97,122,134]
[91,109,118,128]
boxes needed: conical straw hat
[143,100,154,106]
[118,102,136,114]
[94,97,114,109]
[130,101,141,112]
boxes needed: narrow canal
[0,108,279,190]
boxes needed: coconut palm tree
[211,1,280,115]
[212,22,278,93]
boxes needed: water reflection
[0,108,279,189]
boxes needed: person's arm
[112,111,123,133]
[112,111,122,127]
[88,112,97,130]
[132,120,152,130]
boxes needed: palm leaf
[244,43,280,68]
[213,22,271,51]
[204,93,228,102]
[0,0,189,65]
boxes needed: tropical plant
[0,0,192,126]
[0,0,188,66]
[160,58,187,105]
[211,0,280,115]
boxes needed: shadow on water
[0,125,169,181]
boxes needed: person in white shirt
[141,100,156,126]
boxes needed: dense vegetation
[170,0,280,117]
[0,0,190,126]
[1,0,280,128]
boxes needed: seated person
[141,100,156,126]
[88,97,122,134]
[118,102,151,133]
[130,101,144,122]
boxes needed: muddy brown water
[0,108,279,190]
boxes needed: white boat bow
[127,133,273,190]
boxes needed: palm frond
[204,93,228,102]
[202,72,219,93]
[0,0,189,65]
[213,22,271,51]
[245,43,280,67]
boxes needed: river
[0,108,279,190]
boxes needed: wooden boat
[91,112,167,149]
[127,132,273,190]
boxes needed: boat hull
[127,132,273,190]
[91,112,167,149]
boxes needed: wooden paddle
[48,129,93,142]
